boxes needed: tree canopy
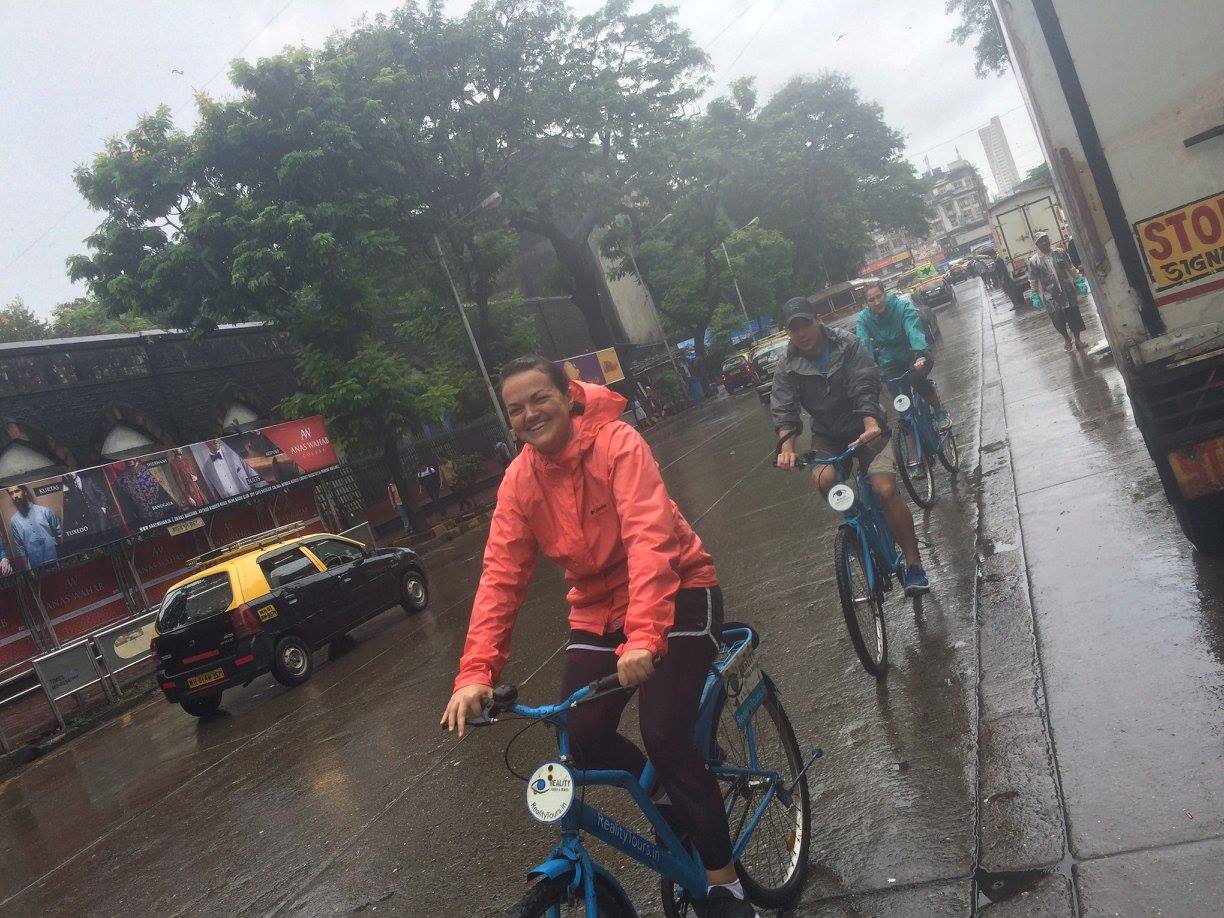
[0,296,153,343]
[946,0,1009,78]
[65,0,932,508]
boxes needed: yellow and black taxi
[151,523,429,717]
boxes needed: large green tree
[68,52,454,528]
[0,297,47,343]
[604,71,924,348]
[500,0,709,346]
[50,297,154,336]
[737,74,930,289]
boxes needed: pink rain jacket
[454,381,718,690]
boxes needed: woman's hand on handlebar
[617,649,656,687]
[441,683,493,737]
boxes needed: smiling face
[501,369,574,455]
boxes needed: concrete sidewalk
[979,280,1224,916]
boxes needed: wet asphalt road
[0,283,1221,916]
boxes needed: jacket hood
[528,379,626,468]
[570,380,627,450]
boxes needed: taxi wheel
[272,635,314,687]
[181,693,222,718]
[401,570,429,613]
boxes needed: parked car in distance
[152,523,429,717]
[750,337,790,404]
[720,352,758,393]
[912,274,954,307]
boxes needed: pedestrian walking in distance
[417,461,442,516]
[1028,232,1087,351]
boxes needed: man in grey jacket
[773,297,929,594]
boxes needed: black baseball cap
[781,296,816,328]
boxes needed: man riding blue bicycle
[773,297,931,596]
[855,281,949,431]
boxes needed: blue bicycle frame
[888,371,942,461]
[802,446,905,595]
[493,627,790,915]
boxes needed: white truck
[994,0,1224,551]
[988,183,1064,280]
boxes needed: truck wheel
[1174,497,1224,555]
[181,693,222,718]
[272,635,314,687]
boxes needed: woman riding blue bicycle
[441,356,758,918]
[855,281,950,431]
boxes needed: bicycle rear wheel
[894,425,935,508]
[511,872,636,917]
[834,525,888,678]
[661,684,812,915]
[938,427,960,477]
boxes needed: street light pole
[434,191,514,446]
[720,216,759,344]
[721,241,752,341]
[626,247,684,382]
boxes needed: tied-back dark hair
[864,280,886,296]
[499,355,570,395]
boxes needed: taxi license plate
[1168,435,1224,500]
[186,667,226,690]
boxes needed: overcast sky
[0,0,1043,317]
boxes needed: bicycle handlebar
[788,445,860,469]
[469,655,662,727]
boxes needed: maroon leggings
[558,586,732,870]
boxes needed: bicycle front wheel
[511,872,636,917]
[938,427,960,477]
[717,685,812,908]
[894,425,935,508]
[835,525,888,678]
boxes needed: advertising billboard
[0,416,339,573]
[557,347,625,386]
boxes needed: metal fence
[2,519,379,754]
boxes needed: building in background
[859,228,917,283]
[923,157,993,259]
[979,115,1021,197]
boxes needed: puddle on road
[974,866,1057,905]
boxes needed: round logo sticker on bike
[525,762,575,824]
[893,393,911,412]
[828,483,855,512]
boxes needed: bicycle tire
[834,526,888,678]
[938,427,959,477]
[894,425,935,508]
[661,685,812,915]
[510,872,637,917]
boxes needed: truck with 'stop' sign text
[994,0,1224,551]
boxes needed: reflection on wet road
[1,283,1221,915]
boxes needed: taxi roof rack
[187,521,310,569]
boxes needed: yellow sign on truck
[1134,190,1224,296]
